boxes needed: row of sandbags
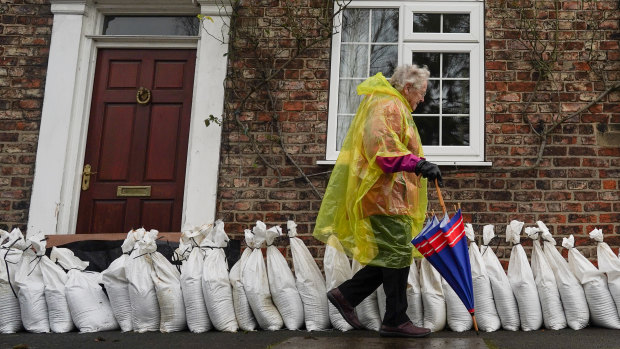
[0,228,118,334]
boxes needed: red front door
[76,49,196,234]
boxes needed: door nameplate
[116,185,151,197]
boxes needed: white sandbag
[265,225,304,330]
[101,231,137,332]
[466,226,501,332]
[419,258,446,332]
[15,232,50,333]
[563,235,620,329]
[443,277,472,332]
[406,260,425,328]
[243,222,283,330]
[376,282,386,321]
[324,235,353,331]
[287,220,330,331]
[480,225,520,331]
[538,221,589,330]
[134,230,187,333]
[525,227,566,330]
[200,220,238,332]
[351,259,381,331]
[590,228,620,317]
[125,228,160,332]
[180,227,212,333]
[0,228,25,333]
[229,230,258,331]
[52,247,118,333]
[40,248,74,333]
[505,220,543,331]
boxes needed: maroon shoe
[326,288,364,330]
[379,321,431,338]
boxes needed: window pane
[415,80,440,114]
[414,116,439,145]
[443,53,470,78]
[371,9,398,43]
[338,79,364,114]
[442,116,470,145]
[412,13,440,33]
[342,9,369,42]
[442,80,470,114]
[411,52,440,78]
[337,115,354,150]
[370,45,398,76]
[103,16,199,36]
[443,14,470,33]
[340,44,368,78]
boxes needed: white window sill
[316,160,493,166]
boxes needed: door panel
[77,49,196,234]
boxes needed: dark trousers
[337,265,410,327]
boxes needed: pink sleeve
[376,154,424,173]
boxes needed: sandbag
[101,231,137,332]
[180,227,212,333]
[525,227,566,330]
[466,225,500,332]
[52,247,118,333]
[40,248,74,333]
[376,282,386,322]
[15,232,50,333]
[563,234,620,329]
[0,228,25,333]
[443,277,472,332]
[288,220,330,331]
[419,257,446,332]
[201,220,238,332]
[243,222,283,330]
[505,220,543,331]
[351,259,381,331]
[480,225,520,331]
[125,229,160,332]
[590,228,620,317]
[324,235,354,331]
[229,230,258,331]
[265,225,304,330]
[538,221,589,330]
[406,260,424,328]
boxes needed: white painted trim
[28,0,229,235]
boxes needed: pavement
[2,327,620,349]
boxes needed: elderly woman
[314,64,441,338]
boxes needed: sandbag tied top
[51,247,118,333]
[537,222,589,330]
[589,228,620,318]
[324,235,354,332]
[505,220,543,331]
[40,247,75,333]
[15,231,51,333]
[466,225,501,332]
[563,234,620,329]
[479,225,520,331]
[229,229,258,332]
[287,220,330,331]
[180,225,212,333]
[0,228,27,334]
[265,224,304,331]
[524,227,566,330]
[200,220,238,332]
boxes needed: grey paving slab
[274,337,488,349]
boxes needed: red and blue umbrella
[411,180,478,333]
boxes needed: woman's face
[403,80,428,111]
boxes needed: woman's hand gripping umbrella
[411,179,479,333]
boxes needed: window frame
[324,0,488,165]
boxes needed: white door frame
[28,0,229,234]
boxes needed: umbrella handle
[434,178,447,215]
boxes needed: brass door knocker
[136,87,151,105]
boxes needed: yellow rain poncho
[314,73,428,268]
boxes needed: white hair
[390,64,430,92]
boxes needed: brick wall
[216,0,619,268]
[0,0,52,231]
